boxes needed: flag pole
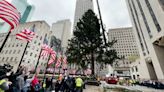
[0,29,11,53]
[33,48,43,74]
[16,42,29,72]
[42,52,51,86]
[51,56,57,79]
[59,57,63,75]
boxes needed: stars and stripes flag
[63,56,67,64]
[41,34,49,58]
[16,29,35,42]
[0,0,21,30]
[48,48,56,65]
[41,44,50,58]
[56,53,62,68]
[49,48,56,60]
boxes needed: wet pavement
[84,85,103,92]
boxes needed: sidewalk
[101,81,164,92]
[84,85,103,92]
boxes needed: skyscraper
[126,0,164,80]
[108,27,139,59]
[0,0,35,33]
[108,27,139,78]
[51,19,72,52]
[73,0,94,30]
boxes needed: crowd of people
[0,64,85,92]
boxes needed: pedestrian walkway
[101,81,164,92]
[84,85,103,92]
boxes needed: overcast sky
[7,0,132,29]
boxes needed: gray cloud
[7,0,132,29]
[28,0,76,26]
[94,0,132,29]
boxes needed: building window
[40,36,42,40]
[6,57,9,61]
[133,75,136,79]
[18,50,21,54]
[25,51,28,55]
[9,50,12,54]
[38,43,40,45]
[5,50,8,54]
[15,57,18,61]
[2,57,4,61]
[35,54,37,57]
[13,50,16,54]
[30,53,32,56]
[132,67,134,72]
[36,48,39,51]
[145,0,161,32]
[34,41,37,44]
[16,43,19,47]
[20,43,23,47]
[135,66,138,72]
[10,57,13,61]
[12,43,15,47]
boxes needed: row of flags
[0,0,21,30]
[41,44,67,68]
[15,26,68,69]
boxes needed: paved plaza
[101,81,164,92]
[84,85,103,92]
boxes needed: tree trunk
[91,50,95,75]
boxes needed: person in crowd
[22,74,34,92]
[72,77,76,92]
[31,75,40,92]
[59,77,66,92]
[15,68,26,92]
[75,76,83,92]
[55,80,60,92]
[0,78,11,92]
[6,67,24,92]
[45,77,52,91]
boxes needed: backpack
[33,84,41,91]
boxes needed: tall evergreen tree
[67,9,119,75]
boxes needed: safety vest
[75,78,83,87]
[0,79,6,92]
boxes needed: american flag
[0,0,20,30]
[47,48,56,65]
[16,29,35,42]
[48,58,54,65]
[41,34,49,58]
[49,48,56,60]
[63,56,67,64]
[56,53,62,68]
[41,44,50,58]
